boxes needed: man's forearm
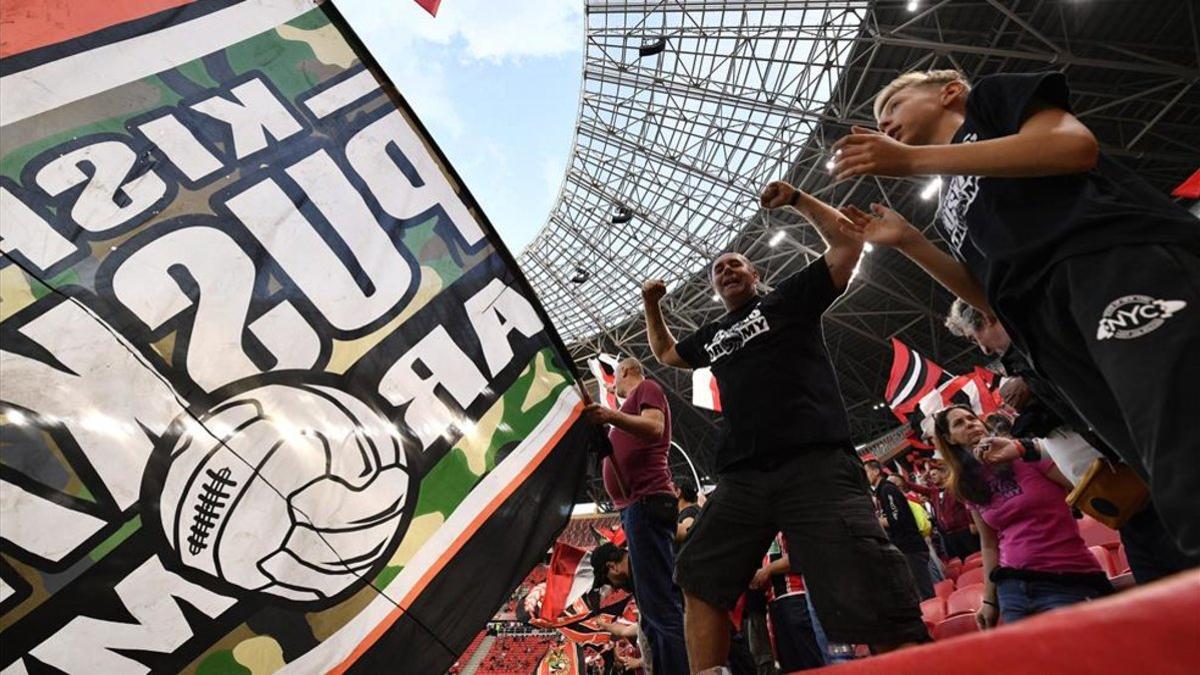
[607,410,663,441]
[644,299,676,360]
[896,234,991,313]
[791,192,858,251]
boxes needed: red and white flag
[692,367,722,412]
[588,353,622,410]
[885,338,952,422]
[539,542,596,623]
[413,0,442,17]
[911,372,1002,440]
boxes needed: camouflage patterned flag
[0,1,588,672]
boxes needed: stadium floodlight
[920,177,943,200]
[768,230,787,247]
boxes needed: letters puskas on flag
[0,1,587,672]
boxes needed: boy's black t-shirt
[937,71,1199,302]
[674,258,852,474]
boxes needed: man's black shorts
[674,448,928,646]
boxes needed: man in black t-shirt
[643,181,928,672]
[865,460,935,600]
[833,69,1200,558]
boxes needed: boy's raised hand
[832,125,918,180]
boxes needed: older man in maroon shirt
[584,357,687,675]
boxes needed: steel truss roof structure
[520,0,1200,488]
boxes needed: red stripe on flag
[884,337,912,403]
[0,0,195,57]
[541,542,588,622]
[1172,169,1200,199]
[709,374,722,413]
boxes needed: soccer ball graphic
[151,382,414,606]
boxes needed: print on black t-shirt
[675,258,852,473]
[934,71,1199,303]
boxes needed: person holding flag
[642,182,927,673]
[584,359,688,675]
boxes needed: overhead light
[711,293,721,303]
[569,266,590,284]
[920,176,943,200]
[907,0,920,12]
[825,158,835,170]
[768,230,786,247]
[638,38,667,58]
[611,206,633,224]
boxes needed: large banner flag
[691,366,722,412]
[0,2,588,673]
[908,373,1003,440]
[884,338,952,422]
[885,340,1003,445]
[587,353,621,410]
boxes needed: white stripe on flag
[692,367,717,411]
[892,352,925,407]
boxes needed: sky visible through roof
[338,0,584,255]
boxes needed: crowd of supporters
[454,65,1198,674]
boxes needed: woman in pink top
[932,405,1111,628]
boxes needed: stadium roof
[520,0,1200,488]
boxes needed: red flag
[413,0,442,17]
[540,542,593,623]
[885,339,952,421]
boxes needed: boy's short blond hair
[874,69,970,120]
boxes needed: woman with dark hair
[932,405,1111,628]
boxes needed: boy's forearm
[896,234,992,313]
[909,128,1098,178]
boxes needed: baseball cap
[590,542,625,589]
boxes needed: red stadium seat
[932,613,980,640]
[921,597,948,625]
[1114,545,1131,575]
[947,584,984,616]
[1078,515,1121,548]
[955,566,986,588]
[963,551,983,565]
[1090,545,1119,577]
[1111,573,1137,592]
[934,579,955,600]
